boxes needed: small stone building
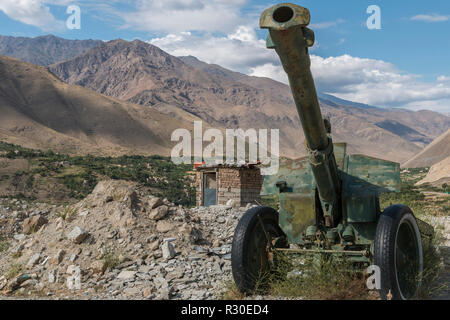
[195,163,263,207]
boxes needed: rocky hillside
[0,178,448,300]
[0,35,102,66]
[403,129,450,168]
[49,39,449,162]
[416,156,450,187]
[0,180,243,299]
[180,56,449,150]
[0,55,196,156]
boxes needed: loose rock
[149,205,168,221]
[22,215,48,234]
[68,226,89,244]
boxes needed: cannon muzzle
[260,3,341,226]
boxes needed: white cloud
[150,25,280,72]
[150,27,450,112]
[249,63,288,83]
[410,14,449,22]
[438,75,450,82]
[0,0,67,31]
[309,55,450,110]
[119,0,249,33]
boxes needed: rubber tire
[231,206,285,294]
[374,205,423,300]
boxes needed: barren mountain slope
[180,56,450,149]
[49,40,426,162]
[416,156,450,187]
[0,35,103,66]
[403,129,450,168]
[0,55,194,156]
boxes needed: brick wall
[239,168,263,206]
[195,171,203,207]
[196,167,262,207]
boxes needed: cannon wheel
[231,206,286,294]
[374,205,423,300]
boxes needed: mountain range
[0,55,194,156]
[0,35,449,164]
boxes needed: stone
[149,205,168,221]
[67,226,89,244]
[27,253,41,267]
[53,249,66,264]
[123,287,140,295]
[117,270,136,280]
[66,265,80,274]
[162,241,176,260]
[90,260,106,274]
[143,287,153,298]
[13,234,26,241]
[117,254,128,263]
[138,265,152,273]
[226,199,239,208]
[22,215,48,234]
[48,271,56,283]
[148,197,163,209]
[66,265,81,290]
[156,220,174,233]
[0,276,7,290]
[20,279,38,288]
[149,239,160,252]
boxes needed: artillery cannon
[231,3,434,300]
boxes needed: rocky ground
[0,180,248,300]
[0,180,448,300]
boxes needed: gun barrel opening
[273,6,294,23]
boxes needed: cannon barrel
[260,3,341,225]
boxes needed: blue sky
[1,0,450,112]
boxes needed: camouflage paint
[258,3,434,262]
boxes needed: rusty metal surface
[260,3,310,31]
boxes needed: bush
[0,141,197,206]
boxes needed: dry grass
[418,229,448,299]
[3,263,24,280]
[55,206,77,221]
[220,280,246,300]
[0,238,9,253]
[267,254,375,300]
[101,245,120,271]
[221,254,376,300]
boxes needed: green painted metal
[279,193,316,244]
[261,145,400,246]
[258,3,434,266]
[261,3,341,226]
